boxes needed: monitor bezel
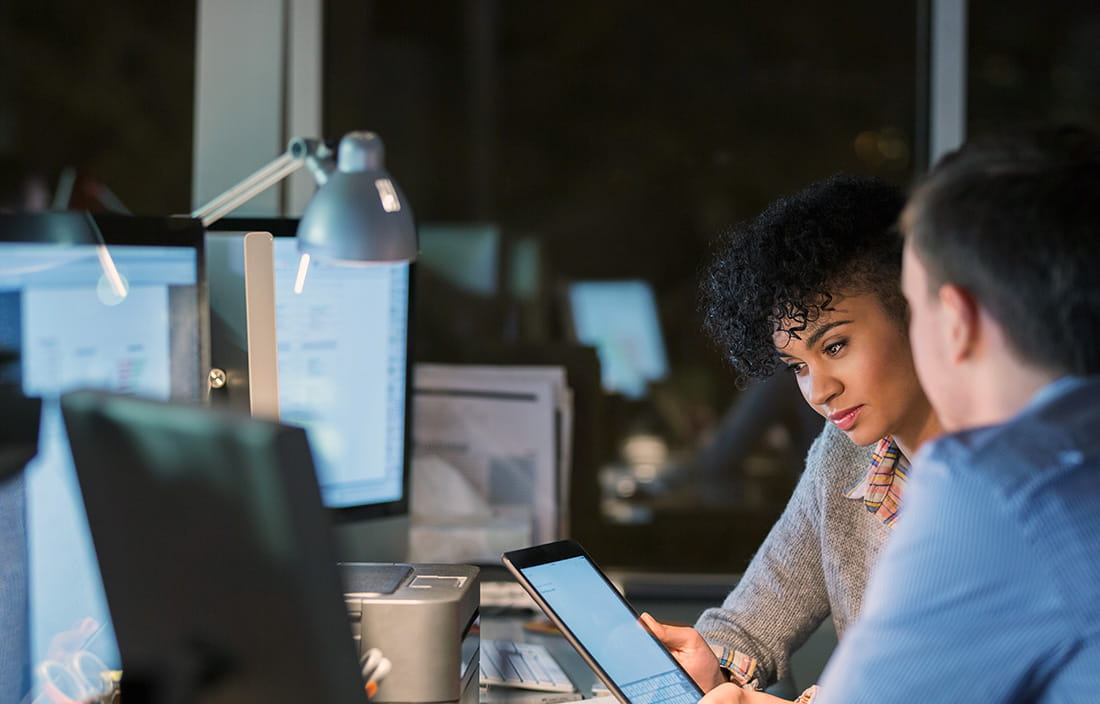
[206,217,414,523]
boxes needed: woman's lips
[828,405,863,431]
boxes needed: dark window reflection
[0,1,196,216]
[969,0,1100,136]
[325,1,917,572]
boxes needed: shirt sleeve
[814,444,1065,704]
[694,434,834,687]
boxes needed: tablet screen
[508,545,701,704]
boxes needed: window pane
[0,2,196,215]
[969,0,1100,135]
[325,1,919,572]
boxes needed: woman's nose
[805,370,842,408]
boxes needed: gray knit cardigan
[694,423,889,688]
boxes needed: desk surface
[477,590,836,702]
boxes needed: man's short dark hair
[700,174,906,381]
[904,124,1100,376]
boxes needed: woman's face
[774,291,927,447]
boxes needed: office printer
[341,563,479,704]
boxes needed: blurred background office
[1,0,1098,573]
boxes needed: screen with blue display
[505,541,702,704]
[0,241,201,703]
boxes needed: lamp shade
[296,132,418,262]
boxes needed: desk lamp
[192,131,419,263]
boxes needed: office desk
[477,580,836,703]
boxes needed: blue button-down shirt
[816,376,1100,704]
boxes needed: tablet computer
[502,539,704,704]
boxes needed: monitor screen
[566,279,669,400]
[0,232,203,702]
[272,236,409,515]
[205,218,412,520]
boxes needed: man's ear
[939,283,980,363]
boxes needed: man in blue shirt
[696,126,1100,704]
[814,127,1100,702]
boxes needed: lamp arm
[191,138,336,227]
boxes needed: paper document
[410,364,571,562]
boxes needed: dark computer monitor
[0,213,206,702]
[417,222,500,297]
[564,279,670,400]
[60,389,365,704]
[206,218,412,521]
[413,223,509,363]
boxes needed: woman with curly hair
[643,174,941,703]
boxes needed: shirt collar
[1024,375,1088,413]
[844,435,910,527]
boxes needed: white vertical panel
[286,0,324,215]
[243,231,281,419]
[930,0,968,165]
[193,0,286,214]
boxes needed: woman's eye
[784,361,805,374]
[824,340,847,356]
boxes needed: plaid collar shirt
[842,436,909,527]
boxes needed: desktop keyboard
[480,639,576,693]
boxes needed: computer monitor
[0,212,205,703]
[417,222,500,296]
[564,279,670,400]
[206,218,412,520]
[60,389,366,704]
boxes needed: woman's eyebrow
[804,319,853,348]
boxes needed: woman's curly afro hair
[700,173,907,381]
